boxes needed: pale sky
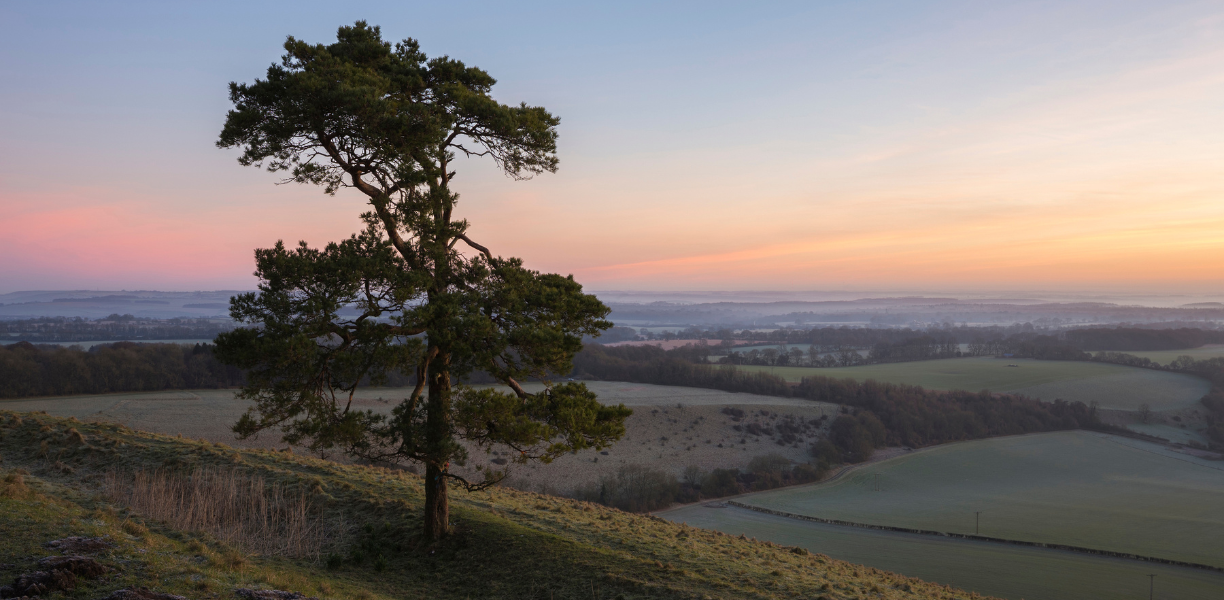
[3,1,1223,294]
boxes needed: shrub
[700,469,741,498]
[809,439,839,464]
[325,553,343,570]
[830,416,874,463]
[575,465,680,512]
[747,453,791,475]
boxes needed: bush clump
[576,455,830,511]
[574,465,679,512]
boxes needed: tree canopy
[215,21,630,540]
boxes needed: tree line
[574,344,1106,459]
[0,340,503,399]
[0,341,244,398]
[573,454,827,513]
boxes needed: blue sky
[3,1,1223,293]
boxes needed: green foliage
[215,21,629,538]
[454,382,629,464]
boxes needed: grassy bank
[0,410,987,600]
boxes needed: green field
[661,505,1224,600]
[0,381,832,433]
[733,431,1224,567]
[661,430,1224,599]
[1112,344,1224,365]
[732,357,1209,410]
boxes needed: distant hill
[0,290,248,319]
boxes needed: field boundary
[725,501,1224,573]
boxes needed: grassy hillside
[732,431,1224,567]
[731,357,1209,410]
[0,384,839,495]
[0,410,985,600]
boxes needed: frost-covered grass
[730,431,1224,567]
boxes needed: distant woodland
[5,330,1221,449]
[672,327,1224,368]
[613,324,1224,351]
[574,344,1107,460]
[0,341,243,397]
[0,315,233,343]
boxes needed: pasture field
[660,505,1224,600]
[1113,343,1224,365]
[0,381,831,430]
[731,431,1224,568]
[1126,422,1212,445]
[713,343,970,356]
[730,357,1210,410]
[706,346,871,363]
[0,382,840,492]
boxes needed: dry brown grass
[0,469,30,499]
[103,467,330,558]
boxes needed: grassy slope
[0,410,985,600]
[732,431,1224,567]
[730,357,1209,410]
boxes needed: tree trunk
[423,350,452,541]
[423,460,449,541]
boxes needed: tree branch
[505,376,529,399]
[316,135,421,269]
[456,233,493,260]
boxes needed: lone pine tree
[214,21,631,541]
